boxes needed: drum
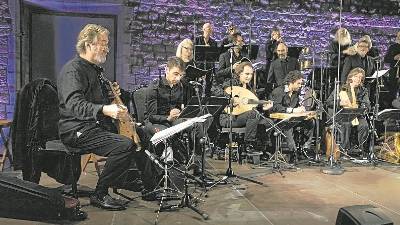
[378,133,400,164]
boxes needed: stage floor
[1,158,400,225]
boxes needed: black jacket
[341,54,375,83]
[216,51,244,84]
[267,57,299,87]
[270,85,300,113]
[11,79,80,184]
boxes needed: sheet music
[150,114,212,145]
[367,69,389,79]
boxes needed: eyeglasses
[182,46,193,51]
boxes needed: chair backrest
[132,87,148,124]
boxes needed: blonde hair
[176,39,193,61]
[76,24,109,54]
[346,67,365,86]
[396,31,400,44]
[335,28,352,46]
[358,35,372,49]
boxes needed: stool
[221,127,246,164]
[0,119,12,171]
[42,140,82,199]
[81,153,106,176]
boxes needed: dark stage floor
[1,158,400,225]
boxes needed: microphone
[144,149,164,170]
[189,81,203,86]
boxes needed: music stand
[287,46,303,59]
[242,44,259,60]
[179,96,228,119]
[185,65,211,81]
[194,45,220,63]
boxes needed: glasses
[182,46,193,51]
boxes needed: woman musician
[326,67,370,156]
[218,61,273,152]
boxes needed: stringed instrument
[223,86,272,116]
[269,111,317,120]
[99,73,142,151]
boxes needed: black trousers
[64,125,137,195]
[219,110,273,142]
[283,119,315,152]
[339,117,369,151]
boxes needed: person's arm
[359,87,371,111]
[384,45,396,65]
[341,57,351,84]
[145,84,169,124]
[216,54,232,82]
[59,71,104,121]
[267,61,275,84]
[271,88,288,113]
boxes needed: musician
[265,27,282,69]
[328,27,352,68]
[58,24,147,210]
[267,42,300,87]
[176,38,196,68]
[220,23,239,54]
[219,61,273,151]
[270,70,314,159]
[363,35,380,58]
[341,38,375,84]
[195,22,218,47]
[144,56,211,174]
[384,31,400,107]
[326,67,370,155]
[216,32,245,84]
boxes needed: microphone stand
[225,47,263,186]
[322,0,344,175]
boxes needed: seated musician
[144,56,211,174]
[219,61,273,152]
[326,67,370,156]
[57,24,155,210]
[270,70,314,161]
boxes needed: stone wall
[126,0,400,87]
[0,0,11,119]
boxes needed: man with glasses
[341,38,375,84]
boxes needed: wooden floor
[1,158,400,225]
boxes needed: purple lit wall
[0,0,12,120]
[127,1,400,86]
[2,0,400,120]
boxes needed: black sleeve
[145,84,169,124]
[271,88,287,113]
[216,54,232,83]
[58,71,103,121]
[384,45,396,65]
[341,57,351,84]
[267,61,275,84]
[359,88,371,110]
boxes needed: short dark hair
[284,70,303,84]
[167,56,185,71]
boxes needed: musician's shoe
[111,179,144,192]
[90,194,127,211]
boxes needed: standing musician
[328,27,353,68]
[220,23,239,53]
[265,27,283,70]
[144,56,211,174]
[267,42,300,88]
[326,67,370,155]
[384,31,400,107]
[58,24,152,210]
[216,32,245,84]
[270,70,315,161]
[219,61,273,151]
[341,37,375,84]
[195,22,218,47]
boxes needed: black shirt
[270,85,300,113]
[57,56,107,139]
[195,35,218,47]
[145,77,184,124]
[384,42,400,68]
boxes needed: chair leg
[70,155,78,199]
[81,154,92,173]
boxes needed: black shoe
[90,194,127,211]
[141,189,159,201]
[111,179,144,192]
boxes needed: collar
[160,77,180,88]
[77,55,103,73]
